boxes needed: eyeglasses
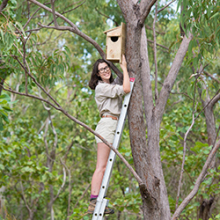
[98,66,110,74]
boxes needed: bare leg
[91,143,111,195]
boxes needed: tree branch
[61,0,86,14]
[210,92,220,109]
[12,54,61,108]
[95,7,119,26]
[203,70,220,84]
[155,32,193,122]
[21,37,29,95]
[28,0,122,78]
[172,139,220,220]
[19,180,32,217]
[52,160,66,203]
[140,0,157,26]
[23,7,41,29]
[194,88,220,123]
[43,117,51,168]
[0,0,9,13]
[153,2,158,100]
[147,39,170,51]
[35,30,55,46]
[1,85,144,186]
[73,183,90,209]
[12,40,29,95]
[64,159,72,220]
[158,0,176,13]
[0,76,6,95]
[175,102,197,209]
[48,110,57,168]
[170,92,194,100]
[140,26,154,127]
[50,0,58,27]
[146,24,165,35]
[62,139,74,162]
[28,0,105,58]
[36,26,122,79]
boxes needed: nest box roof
[103,23,125,37]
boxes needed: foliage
[177,0,220,70]
[0,0,219,219]
[0,94,13,130]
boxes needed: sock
[90,194,98,200]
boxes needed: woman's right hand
[120,55,130,94]
[120,54,127,71]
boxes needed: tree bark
[0,0,9,13]
[197,87,219,220]
[125,16,161,220]
[0,186,5,218]
[118,1,192,219]
[198,197,215,220]
[140,26,171,219]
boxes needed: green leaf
[0,29,4,42]
[2,106,12,111]
[0,118,3,131]
[15,21,26,38]
[201,89,206,100]
[8,22,15,34]
[210,12,219,20]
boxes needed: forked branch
[139,0,158,25]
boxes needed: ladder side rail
[96,199,108,220]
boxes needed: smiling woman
[97,63,112,83]
[87,55,130,215]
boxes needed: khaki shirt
[95,77,125,117]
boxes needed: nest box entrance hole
[111,36,118,42]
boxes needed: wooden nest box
[104,23,126,63]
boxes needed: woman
[87,55,130,214]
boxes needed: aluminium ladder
[92,78,135,220]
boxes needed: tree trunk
[147,121,171,219]
[198,197,215,220]
[140,25,171,220]
[0,186,5,218]
[126,19,161,219]
[198,89,217,220]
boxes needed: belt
[101,115,118,120]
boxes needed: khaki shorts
[95,117,118,143]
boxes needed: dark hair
[89,59,114,90]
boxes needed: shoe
[87,198,114,214]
